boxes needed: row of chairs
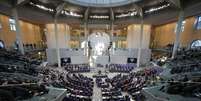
[160,75,201,99]
[95,74,136,101]
[109,67,163,100]
[168,49,201,74]
[64,64,90,73]
[39,68,94,101]
[0,49,41,75]
[170,63,201,74]
[107,64,136,73]
[0,72,48,101]
[95,76,130,101]
[102,88,126,101]
[96,78,110,88]
[159,49,201,99]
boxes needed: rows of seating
[159,75,201,99]
[102,88,125,101]
[110,74,145,95]
[0,72,48,100]
[23,43,38,51]
[157,49,201,99]
[95,76,130,101]
[96,77,110,88]
[107,64,136,73]
[108,67,163,100]
[0,49,42,65]
[59,74,94,101]
[39,68,94,101]
[170,63,201,74]
[0,49,42,76]
[168,49,201,74]
[64,64,90,73]
[0,49,49,100]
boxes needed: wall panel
[0,14,43,49]
[152,17,201,48]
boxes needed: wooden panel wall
[0,14,42,48]
[151,17,201,48]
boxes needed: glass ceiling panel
[65,0,141,7]
[77,0,128,4]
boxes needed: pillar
[172,10,184,59]
[12,7,24,55]
[65,25,70,48]
[110,22,114,54]
[54,18,61,67]
[137,17,144,67]
[84,22,88,56]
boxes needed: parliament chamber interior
[1,0,201,101]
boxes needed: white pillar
[110,22,114,41]
[172,10,184,59]
[65,25,70,48]
[84,22,88,56]
[110,22,114,54]
[12,7,24,55]
[137,18,144,67]
[54,18,61,67]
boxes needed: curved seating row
[64,64,90,73]
[108,64,136,73]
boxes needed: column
[110,22,114,54]
[65,25,70,48]
[54,17,61,67]
[137,17,144,67]
[172,10,184,59]
[84,22,88,56]
[12,7,25,55]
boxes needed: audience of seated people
[23,44,38,51]
[93,67,162,101]
[0,70,48,101]
[168,49,201,74]
[170,64,201,74]
[102,88,125,101]
[95,76,130,101]
[0,49,49,100]
[108,67,163,100]
[159,74,201,99]
[154,48,201,99]
[0,48,169,101]
[96,77,110,88]
[0,49,42,76]
[107,64,136,73]
[39,67,94,101]
[64,74,93,101]
[64,64,90,73]
[110,74,145,95]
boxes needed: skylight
[65,0,141,7]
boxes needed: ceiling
[0,0,201,29]
[64,0,141,7]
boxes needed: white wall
[45,24,70,49]
[94,56,109,65]
[46,48,151,65]
[47,48,88,65]
[127,24,151,49]
[110,48,151,65]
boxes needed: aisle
[92,79,102,101]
